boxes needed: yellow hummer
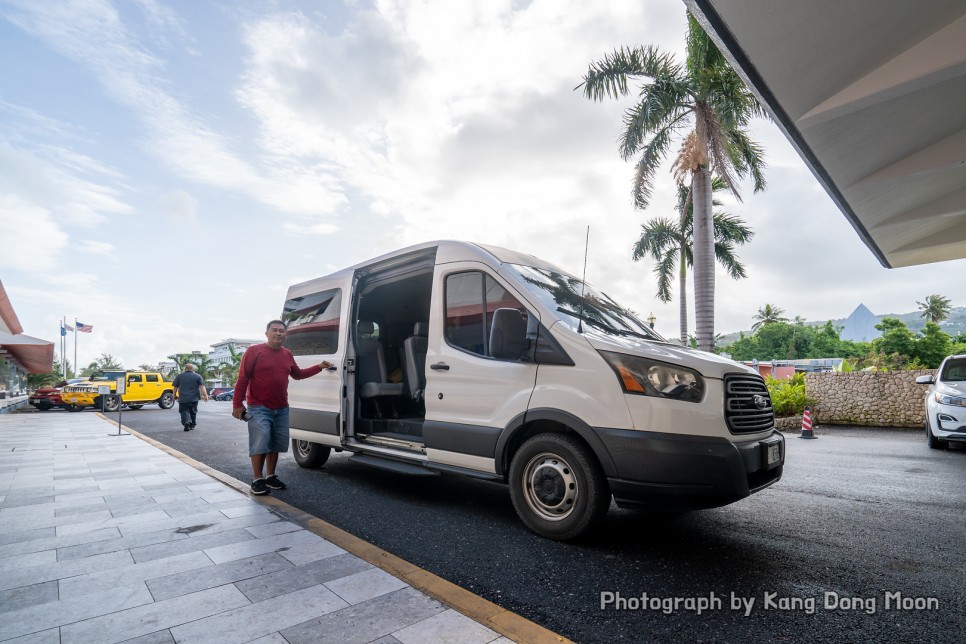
[60,370,175,412]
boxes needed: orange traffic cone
[799,406,816,439]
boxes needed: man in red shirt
[233,320,333,495]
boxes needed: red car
[208,387,233,399]
[29,379,86,411]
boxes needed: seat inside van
[353,267,433,444]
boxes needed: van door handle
[430,362,450,371]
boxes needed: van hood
[578,328,758,380]
[939,381,966,397]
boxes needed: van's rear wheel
[509,433,609,541]
[292,440,331,468]
[158,392,175,409]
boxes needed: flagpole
[74,317,78,378]
[60,318,65,377]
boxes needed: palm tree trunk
[678,235,688,346]
[692,167,714,351]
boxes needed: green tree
[751,304,789,331]
[916,294,952,324]
[137,363,155,372]
[27,354,73,389]
[81,353,123,376]
[864,318,918,369]
[914,322,952,368]
[580,13,768,351]
[168,353,216,381]
[632,179,753,345]
[214,345,243,387]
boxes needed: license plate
[765,442,781,466]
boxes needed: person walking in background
[173,363,208,432]
[233,320,333,495]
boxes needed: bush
[765,373,812,416]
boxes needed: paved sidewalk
[0,412,521,644]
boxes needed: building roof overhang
[0,330,54,375]
[686,0,966,268]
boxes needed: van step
[349,454,438,477]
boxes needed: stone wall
[803,370,933,427]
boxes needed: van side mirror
[915,374,934,385]
[489,308,528,360]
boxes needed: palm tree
[633,179,753,345]
[917,294,952,324]
[751,304,789,331]
[579,13,767,351]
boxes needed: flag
[77,322,93,333]
[64,322,74,332]
[60,322,66,337]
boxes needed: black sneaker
[264,475,286,490]
[250,479,270,495]
[183,424,190,432]
[189,423,196,430]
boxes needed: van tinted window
[128,375,142,383]
[145,374,159,382]
[445,272,525,358]
[282,288,342,355]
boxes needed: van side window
[282,288,342,356]
[145,375,159,383]
[445,272,526,358]
[128,375,142,383]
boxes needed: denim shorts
[247,406,290,456]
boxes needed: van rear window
[282,288,342,355]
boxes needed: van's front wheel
[509,433,609,541]
[292,439,331,468]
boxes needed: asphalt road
[60,402,966,642]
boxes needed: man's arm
[288,351,330,380]
[200,384,208,402]
[232,351,251,419]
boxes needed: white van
[282,241,784,540]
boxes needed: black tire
[103,395,121,412]
[926,418,947,449]
[36,403,52,411]
[224,394,233,401]
[158,392,175,410]
[508,433,610,541]
[292,439,331,468]
[65,404,83,412]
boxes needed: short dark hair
[266,319,287,331]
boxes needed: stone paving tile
[0,580,59,615]
[55,509,170,536]
[219,503,272,519]
[58,550,215,597]
[56,527,176,561]
[59,584,251,644]
[0,583,154,640]
[169,584,348,644]
[279,587,445,644]
[325,567,409,605]
[0,509,115,536]
[2,627,62,643]
[118,630,175,644]
[0,548,57,571]
[0,494,55,509]
[236,552,372,603]
[0,549,134,592]
[204,527,343,565]
[392,608,502,644]
[147,552,294,601]
[0,526,56,547]
[55,502,108,517]
[130,527,255,563]
[246,634,288,644]
[244,520,302,539]
[370,636,404,644]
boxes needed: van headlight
[599,351,705,403]
[935,391,966,407]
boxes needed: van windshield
[507,264,664,341]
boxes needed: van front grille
[724,374,774,434]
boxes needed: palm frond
[727,128,767,192]
[578,46,681,101]
[654,252,677,302]
[631,127,674,209]
[619,86,691,160]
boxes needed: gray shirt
[172,371,205,403]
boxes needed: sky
[2,0,965,371]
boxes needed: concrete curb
[94,413,571,644]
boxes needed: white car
[917,355,966,449]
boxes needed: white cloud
[0,194,68,270]
[76,240,117,258]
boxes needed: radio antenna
[577,226,589,334]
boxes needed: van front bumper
[593,427,784,510]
